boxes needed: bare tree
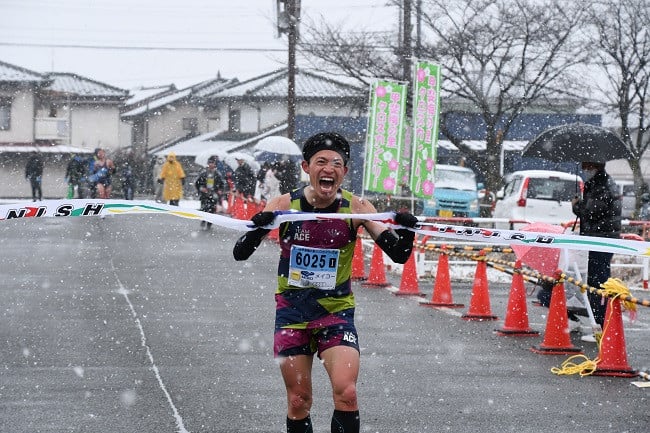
[300,0,589,195]
[586,0,650,216]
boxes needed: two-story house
[150,68,365,161]
[0,60,128,198]
[120,75,238,155]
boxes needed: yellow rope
[599,278,637,313]
[551,354,600,377]
[552,277,633,377]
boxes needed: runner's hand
[394,211,418,228]
[251,211,275,227]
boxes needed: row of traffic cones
[351,237,636,378]
[229,194,280,242]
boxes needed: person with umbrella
[571,161,622,337]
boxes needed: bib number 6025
[294,251,336,269]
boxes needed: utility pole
[402,0,412,84]
[276,0,301,141]
[287,0,298,141]
[402,0,413,117]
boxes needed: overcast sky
[0,0,395,91]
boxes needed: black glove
[394,211,418,228]
[157,178,163,184]
[251,211,275,227]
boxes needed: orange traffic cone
[267,228,280,243]
[394,247,423,297]
[592,297,637,377]
[361,243,391,288]
[496,260,539,336]
[461,252,498,321]
[420,250,464,308]
[351,228,367,281]
[227,193,235,216]
[232,196,244,219]
[245,197,257,220]
[531,272,582,355]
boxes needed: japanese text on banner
[410,61,442,198]
[364,80,407,194]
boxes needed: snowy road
[1,213,649,432]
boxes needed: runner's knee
[288,390,312,412]
[332,383,357,408]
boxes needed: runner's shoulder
[265,193,292,212]
[350,195,377,214]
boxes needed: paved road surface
[1,213,649,432]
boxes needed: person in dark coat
[195,155,225,230]
[25,152,44,201]
[572,161,622,331]
[65,154,89,198]
[233,158,256,198]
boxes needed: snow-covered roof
[121,76,235,118]
[155,124,287,157]
[211,68,363,100]
[0,143,94,154]
[121,88,192,117]
[44,72,128,99]
[125,85,177,106]
[438,140,528,152]
[0,60,46,83]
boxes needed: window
[228,109,241,133]
[182,117,198,131]
[0,97,11,130]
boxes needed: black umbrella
[521,123,632,162]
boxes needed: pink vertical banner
[363,80,408,194]
[410,61,441,198]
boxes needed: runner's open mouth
[319,177,335,189]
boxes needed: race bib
[288,245,339,290]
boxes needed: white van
[614,180,635,219]
[494,170,583,229]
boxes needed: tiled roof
[44,72,128,99]
[211,68,364,99]
[0,60,46,83]
[121,88,192,117]
[191,76,238,98]
[0,142,94,154]
[121,77,237,118]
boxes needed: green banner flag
[410,61,442,198]
[364,80,408,195]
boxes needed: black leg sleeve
[232,228,270,261]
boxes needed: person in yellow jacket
[158,152,186,206]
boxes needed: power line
[0,41,286,52]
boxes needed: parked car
[493,170,583,229]
[421,164,480,218]
[614,180,636,219]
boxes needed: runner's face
[302,150,348,200]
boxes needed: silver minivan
[494,170,583,229]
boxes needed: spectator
[233,157,256,198]
[195,155,225,229]
[120,162,135,200]
[152,156,165,202]
[65,153,88,198]
[158,152,186,206]
[572,160,622,341]
[278,158,299,194]
[25,152,44,201]
[88,148,115,199]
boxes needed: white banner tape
[1,199,648,257]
